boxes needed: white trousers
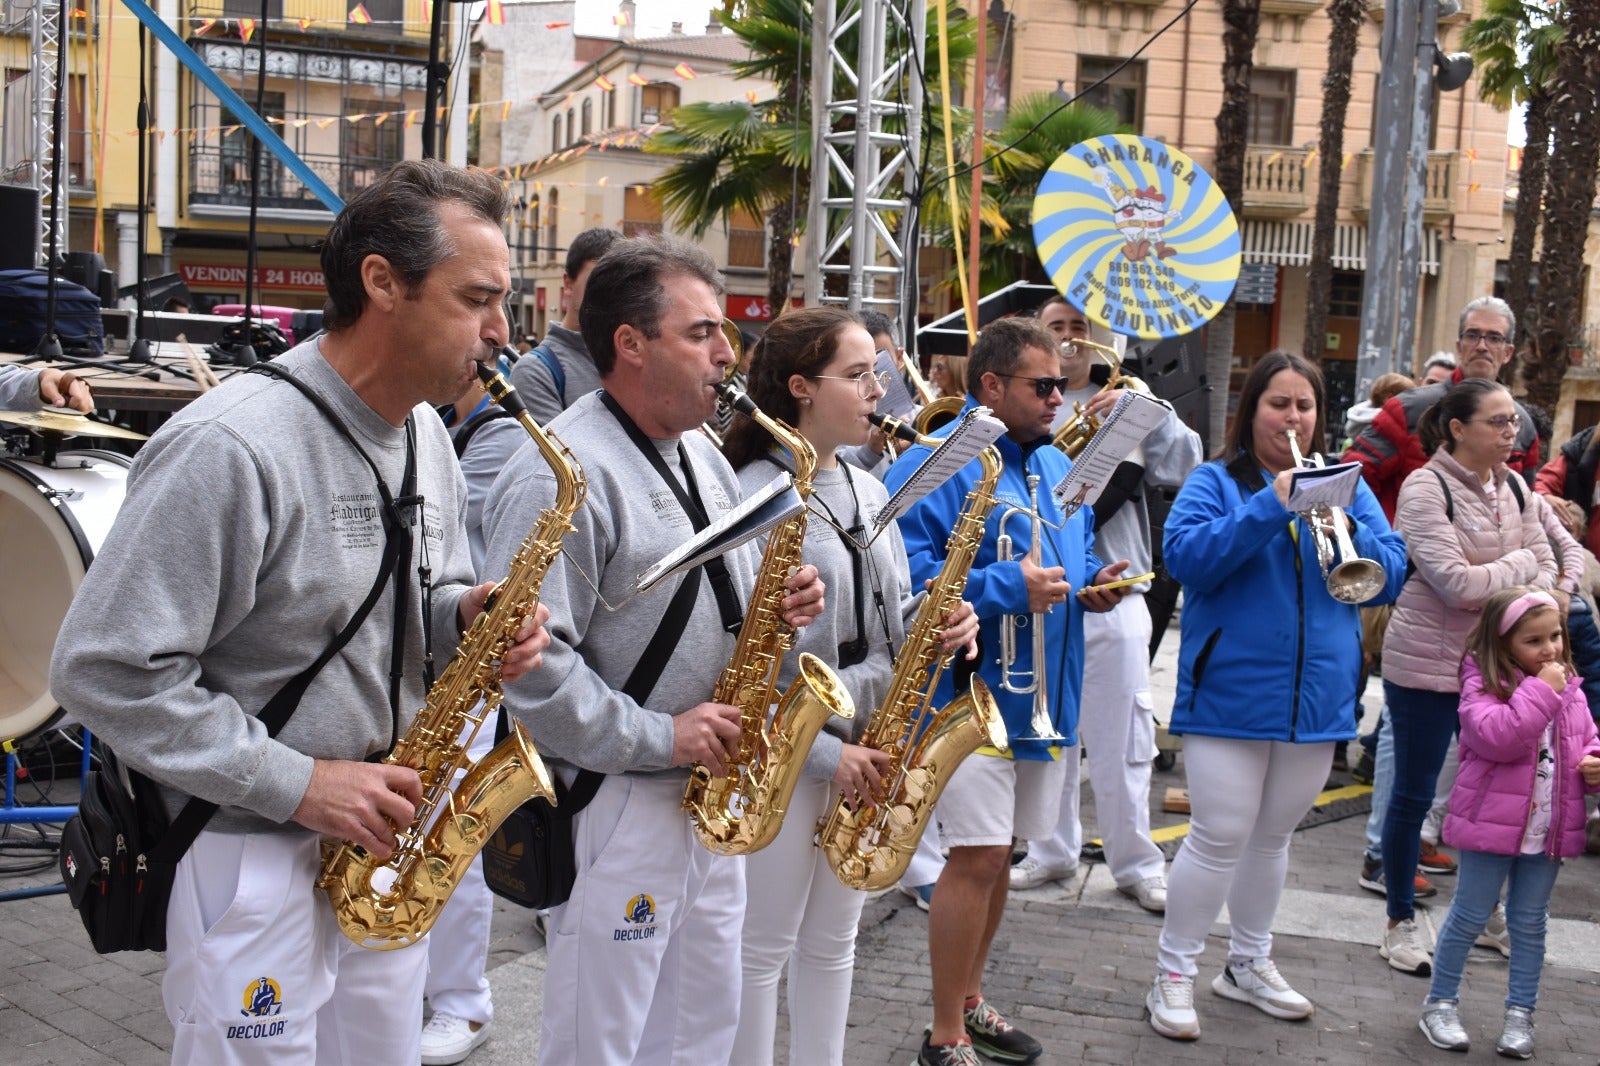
[164,830,427,1066]
[1035,596,1165,886]
[538,775,744,1066]
[1156,735,1333,976]
[731,778,865,1066]
[422,713,498,1026]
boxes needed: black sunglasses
[996,372,1070,399]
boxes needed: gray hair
[1458,296,1515,341]
[579,235,726,376]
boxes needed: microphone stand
[126,21,154,364]
[210,5,268,367]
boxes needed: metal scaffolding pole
[805,0,925,318]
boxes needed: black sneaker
[1350,749,1375,785]
[917,1033,981,1066]
[962,998,1043,1063]
[1358,853,1436,899]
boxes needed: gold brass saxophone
[317,363,577,950]
[1052,337,1150,458]
[683,377,856,856]
[819,415,1009,891]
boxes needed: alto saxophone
[819,417,1008,891]
[317,364,579,950]
[682,378,856,856]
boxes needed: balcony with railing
[1241,145,1313,217]
[1354,149,1459,219]
[187,0,427,40]
[188,144,388,215]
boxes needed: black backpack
[0,269,104,356]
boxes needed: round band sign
[1032,135,1241,339]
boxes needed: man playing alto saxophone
[50,161,552,1065]
[886,318,1130,1066]
[482,236,826,1065]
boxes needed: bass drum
[0,449,130,744]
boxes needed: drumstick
[177,335,223,390]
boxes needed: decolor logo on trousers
[227,977,287,1040]
[614,893,658,942]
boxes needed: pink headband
[1498,591,1559,636]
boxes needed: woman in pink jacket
[1417,588,1600,1059]
[1378,380,1560,976]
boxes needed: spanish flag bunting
[437,105,447,119]
[1302,147,1317,168]
[564,92,575,106]
[746,90,758,104]
[469,103,481,122]
[628,73,649,86]
[595,75,615,91]
[422,0,431,22]
[674,63,696,79]
[1465,148,1478,162]
[1469,182,1481,193]
[1508,146,1522,170]
[348,3,372,24]
[374,112,390,125]
[239,17,255,41]
[502,99,513,120]
[197,17,216,33]
[613,11,629,25]
[316,117,338,129]
[1341,152,1353,170]
[404,109,418,128]
[298,17,312,30]
[545,21,570,29]
[486,0,504,24]
[1264,151,1281,166]
[598,175,608,186]
[292,118,309,128]
[69,7,87,17]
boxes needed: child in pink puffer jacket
[1417,588,1600,1059]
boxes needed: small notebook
[633,473,803,593]
[1287,461,1361,511]
[877,407,1008,534]
[1050,390,1167,514]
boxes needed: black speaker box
[0,185,41,270]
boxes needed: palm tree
[1462,0,1563,351]
[1526,0,1600,415]
[1206,0,1263,448]
[1302,0,1366,363]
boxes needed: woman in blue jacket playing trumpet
[1144,350,1407,1042]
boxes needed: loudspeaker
[0,185,41,271]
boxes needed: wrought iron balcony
[188,145,387,214]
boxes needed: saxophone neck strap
[598,390,742,632]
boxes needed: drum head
[0,455,127,744]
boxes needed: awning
[1240,219,1441,275]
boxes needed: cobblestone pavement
[6,646,1600,1064]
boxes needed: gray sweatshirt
[49,343,474,832]
[0,365,45,410]
[508,323,602,427]
[1054,383,1202,591]
[738,457,917,781]
[483,390,759,779]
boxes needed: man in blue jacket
[888,317,1128,1066]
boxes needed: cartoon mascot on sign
[1095,167,1181,262]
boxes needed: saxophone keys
[888,805,915,830]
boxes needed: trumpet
[1284,429,1387,604]
[994,475,1064,742]
[1051,337,1149,458]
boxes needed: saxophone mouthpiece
[713,379,759,417]
[868,413,920,445]
[479,361,529,418]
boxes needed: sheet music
[874,348,917,418]
[876,407,1007,533]
[1287,461,1361,511]
[633,474,803,593]
[1050,390,1167,512]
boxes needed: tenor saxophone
[682,379,856,856]
[819,420,1008,891]
[317,363,579,950]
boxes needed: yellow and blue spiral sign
[1032,136,1241,340]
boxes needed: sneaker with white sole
[899,881,935,912]
[1380,918,1432,975]
[421,1012,490,1066]
[1210,958,1314,1020]
[962,997,1043,1063]
[1474,901,1511,958]
[1146,972,1201,1040]
[1497,1005,1535,1059]
[1008,856,1077,890]
[1117,875,1167,913]
[1418,999,1469,1052]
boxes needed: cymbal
[0,409,149,440]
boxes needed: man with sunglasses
[1344,296,1540,522]
[888,316,1130,1066]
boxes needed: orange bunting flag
[404,109,418,128]
[674,63,697,80]
[469,103,481,122]
[598,176,609,186]
[545,21,571,29]
[316,117,338,129]
[197,17,216,33]
[69,7,87,17]
[297,17,311,30]
[348,3,372,24]
[501,99,513,120]
[613,11,629,25]
[239,17,255,41]
[628,73,649,86]
[1341,152,1353,170]
[374,112,390,125]
[595,75,616,91]
[1302,147,1318,168]
[746,90,759,104]
[1465,148,1479,162]
[1469,182,1482,193]
[486,0,504,24]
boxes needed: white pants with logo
[1035,595,1166,886]
[423,714,498,1026]
[732,777,865,1066]
[538,774,744,1066]
[164,830,427,1066]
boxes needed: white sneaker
[1146,972,1201,1040]
[1475,902,1511,958]
[421,1012,490,1066]
[1211,958,1314,1020]
[1380,919,1433,976]
[1008,856,1077,890]
[1118,875,1168,913]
